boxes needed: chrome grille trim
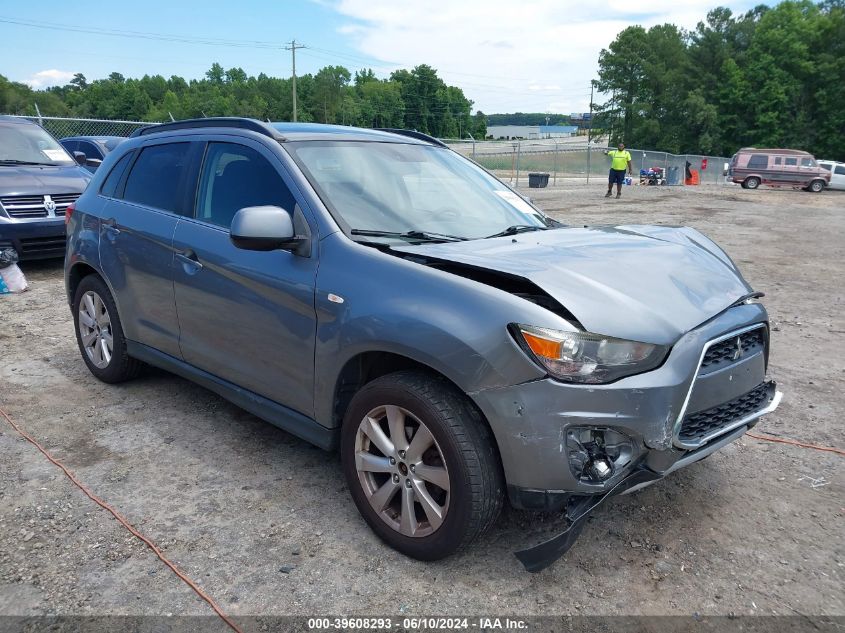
[0,193,80,218]
[672,323,770,449]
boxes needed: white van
[817,160,845,191]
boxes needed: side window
[123,142,192,214]
[78,141,103,159]
[61,139,78,154]
[100,151,135,198]
[195,142,295,229]
[747,154,768,169]
[835,165,845,176]
[820,163,832,172]
[785,157,798,166]
[774,157,782,165]
[801,157,815,167]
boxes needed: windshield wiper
[351,229,468,243]
[484,225,547,239]
[0,159,56,166]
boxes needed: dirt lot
[1,183,843,624]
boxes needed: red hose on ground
[0,405,243,633]
[746,431,845,456]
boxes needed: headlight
[514,324,668,384]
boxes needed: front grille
[1,193,80,218]
[699,327,766,374]
[679,383,771,444]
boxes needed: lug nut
[392,474,399,483]
[409,464,415,472]
[389,457,396,465]
[398,450,406,459]
[405,479,412,488]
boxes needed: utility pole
[586,81,595,184]
[285,40,306,122]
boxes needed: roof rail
[130,117,285,140]
[375,128,448,148]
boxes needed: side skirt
[126,341,338,451]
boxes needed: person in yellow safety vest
[605,142,633,199]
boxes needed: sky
[1,0,764,115]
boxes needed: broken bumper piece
[514,468,663,572]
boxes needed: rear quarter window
[835,165,845,176]
[122,142,191,214]
[100,151,134,198]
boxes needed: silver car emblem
[44,195,57,214]
[732,336,743,361]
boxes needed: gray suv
[0,116,91,259]
[64,118,781,571]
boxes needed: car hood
[0,164,91,196]
[392,225,754,345]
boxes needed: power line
[0,15,592,101]
[0,16,284,48]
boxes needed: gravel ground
[0,183,843,623]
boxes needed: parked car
[817,159,845,191]
[64,118,781,571]
[728,147,829,192]
[60,136,125,172]
[0,116,92,260]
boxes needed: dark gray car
[64,118,781,570]
[60,136,125,173]
[0,116,91,259]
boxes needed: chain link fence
[3,115,729,189]
[443,139,730,188]
[5,115,158,139]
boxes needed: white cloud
[321,0,758,113]
[23,69,77,89]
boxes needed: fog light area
[566,427,635,484]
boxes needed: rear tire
[744,177,760,190]
[340,371,504,561]
[809,179,825,193]
[72,275,143,383]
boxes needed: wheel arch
[67,261,101,304]
[67,261,125,326]
[330,351,503,461]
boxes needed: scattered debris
[798,475,830,489]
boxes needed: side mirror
[86,158,103,171]
[73,151,87,166]
[230,206,307,253]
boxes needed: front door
[172,139,318,418]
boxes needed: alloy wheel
[78,290,113,369]
[354,405,450,538]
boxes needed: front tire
[72,275,142,383]
[341,371,504,561]
[744,177,760,190]
[809,179,825,193]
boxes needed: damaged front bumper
[469,303,783,571]
[514,407,780,572]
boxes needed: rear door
[98,140,200,358]
[172,137,318,417]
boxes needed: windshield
[0,124,75,165]
[288,141,553,241]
